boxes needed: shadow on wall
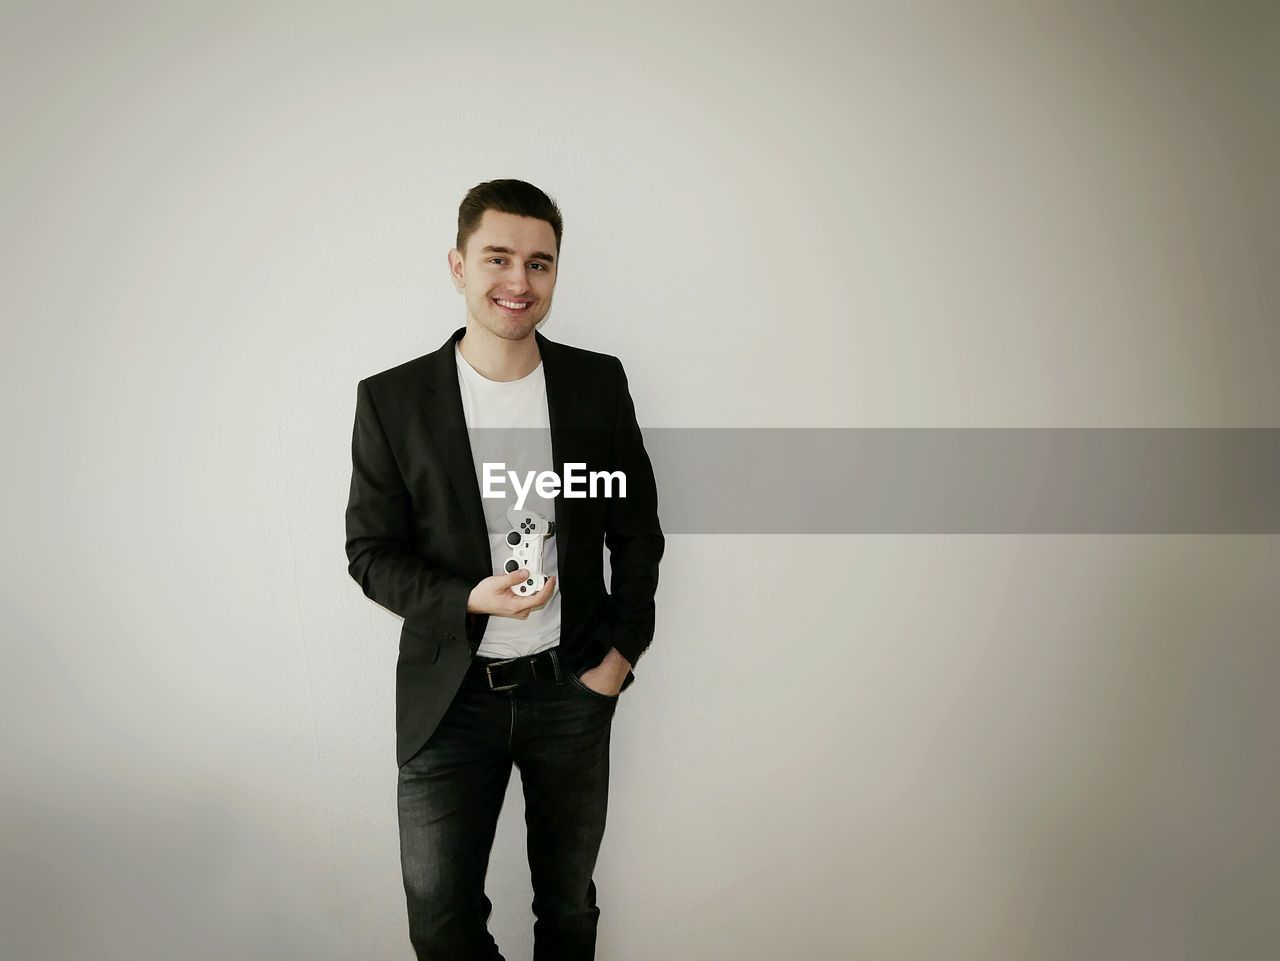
[0,602,360,961]
[1,780,358,961]
[1001,545,1280,961]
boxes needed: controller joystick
[502,508,556,596]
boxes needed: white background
[3,3,1278,959]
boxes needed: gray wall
[3,3,1277,959]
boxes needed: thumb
[506,567,530,583]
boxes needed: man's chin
[491,317,539,340]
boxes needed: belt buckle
[485,657,521,692]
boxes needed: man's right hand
[467,570,558,620]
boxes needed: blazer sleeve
[345,378,474,641]
[601,356,666,668]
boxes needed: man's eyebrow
[480,245,556,264]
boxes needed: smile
[493,298,532,312]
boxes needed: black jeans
[397,647,618,960]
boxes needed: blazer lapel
[538,330,580,576]
[423,328,491,576]
[424,326,584,579]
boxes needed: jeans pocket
[567,666,620,701]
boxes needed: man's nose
[503,264,532,290]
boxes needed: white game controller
[503,508,556,597]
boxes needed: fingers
[506,575,556,616]
[489,572,556,619]
[497,569,531,615]
[531,575,557,610]
[519,576,555,612]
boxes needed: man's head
[449,179,563,342]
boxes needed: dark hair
[456,179,563,257]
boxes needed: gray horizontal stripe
[465,428,1279,533]
[640,428,1279,533]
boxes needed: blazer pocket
[398,621,441,664]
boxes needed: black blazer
[345,327,665,767]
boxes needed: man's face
[450,209,558,341]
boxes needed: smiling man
[345,179,665,960]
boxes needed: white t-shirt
[455,343,561,658]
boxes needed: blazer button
[445,633,457,642]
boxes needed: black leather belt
[471,648,562,692]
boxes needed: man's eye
[487,258,546,270]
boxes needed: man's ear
[447,249,465,292]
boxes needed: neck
[457,320,541,381]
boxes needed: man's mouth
[493,298,532,313]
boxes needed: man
[345,178,664,960]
